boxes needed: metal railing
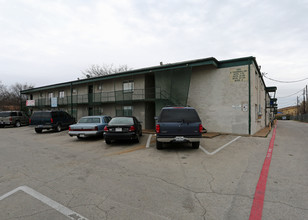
[32,87,161,107]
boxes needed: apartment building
[21,56,277,135]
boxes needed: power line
[263,74,308,83]
[277,88,304,98]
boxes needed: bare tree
[82,64,131,78]
[0,82,34,111]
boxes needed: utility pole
[306,85,308,113]
[303,89,306,114]
[297,96,299,117]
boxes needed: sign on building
[230,67,248,82]
[26,100,35,106]
[51,97,58,107]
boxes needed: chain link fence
[290,114,308,122]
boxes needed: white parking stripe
[0,186,88,220]
[200,136,241,155]
[146,134,153,148]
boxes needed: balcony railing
[32,88,163,107]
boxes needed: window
[48,92,53,98]
[123,81,134,93]
[59,91,65,98]
[97,84,103,91]
[255,71,258,89]
[123,106,132,116]
[255,104,258,121]
[72,89,77,95]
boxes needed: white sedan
[68,115,111,139]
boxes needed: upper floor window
[97,84,103,91]
[59,91,65,98]
[123,81,134,93]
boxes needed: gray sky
[1,0,308,108]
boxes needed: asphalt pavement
[0,121,307,220]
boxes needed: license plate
[115,128,122,132]
[175,136,185,142]
[79,134,85,137]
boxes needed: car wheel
[35,128,42,133]
[55,124,61,132]
[135,135,140,143]
[192,142,200,149]
[156,140,163,150]
[15,121,21,127]
[105,139,111,144]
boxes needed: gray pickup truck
[0,111,29,127]
[155,107,203,150]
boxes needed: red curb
[249,124,277,220]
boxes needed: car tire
[105,139,111,144]
[135,135,140,143]
[35,128,42,133]
[55,124,61,132]
[15,121,21,127]
[156,140,163,150]
[192,142,200,149]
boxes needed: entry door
[88,107,93,116]
[88,85,93,103]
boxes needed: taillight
[129,126,135,131]
[199,124,203,133]
[29,118,31,124]
[69,126,71,131]
[51,118,53,123]
[104,126,108,131]
[156,124,160,133]
[9,117,12,122]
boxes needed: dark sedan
[104,116,142,144]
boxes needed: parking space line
[146,134,153,148]
[200,136,241,155]
[0,186,88,220]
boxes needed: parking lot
[0,121,307,220]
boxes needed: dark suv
[29,111,75,133]
[155,107,203,150]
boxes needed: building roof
[21,56,268,94]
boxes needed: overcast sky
[1,0,308,108]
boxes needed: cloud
[0,0,308,108]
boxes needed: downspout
[70,82,73,116]
[248,62,251,135]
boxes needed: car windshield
[0,112,11,117]
[159,108,201,123]
[31,112,51,119]
[109,117,134,125]
[78,117,101,123]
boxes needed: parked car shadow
[157,142,198,152]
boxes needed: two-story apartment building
[21,56,277,135]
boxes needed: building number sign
[230,67,248,82]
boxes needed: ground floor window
[123,106,132,116]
